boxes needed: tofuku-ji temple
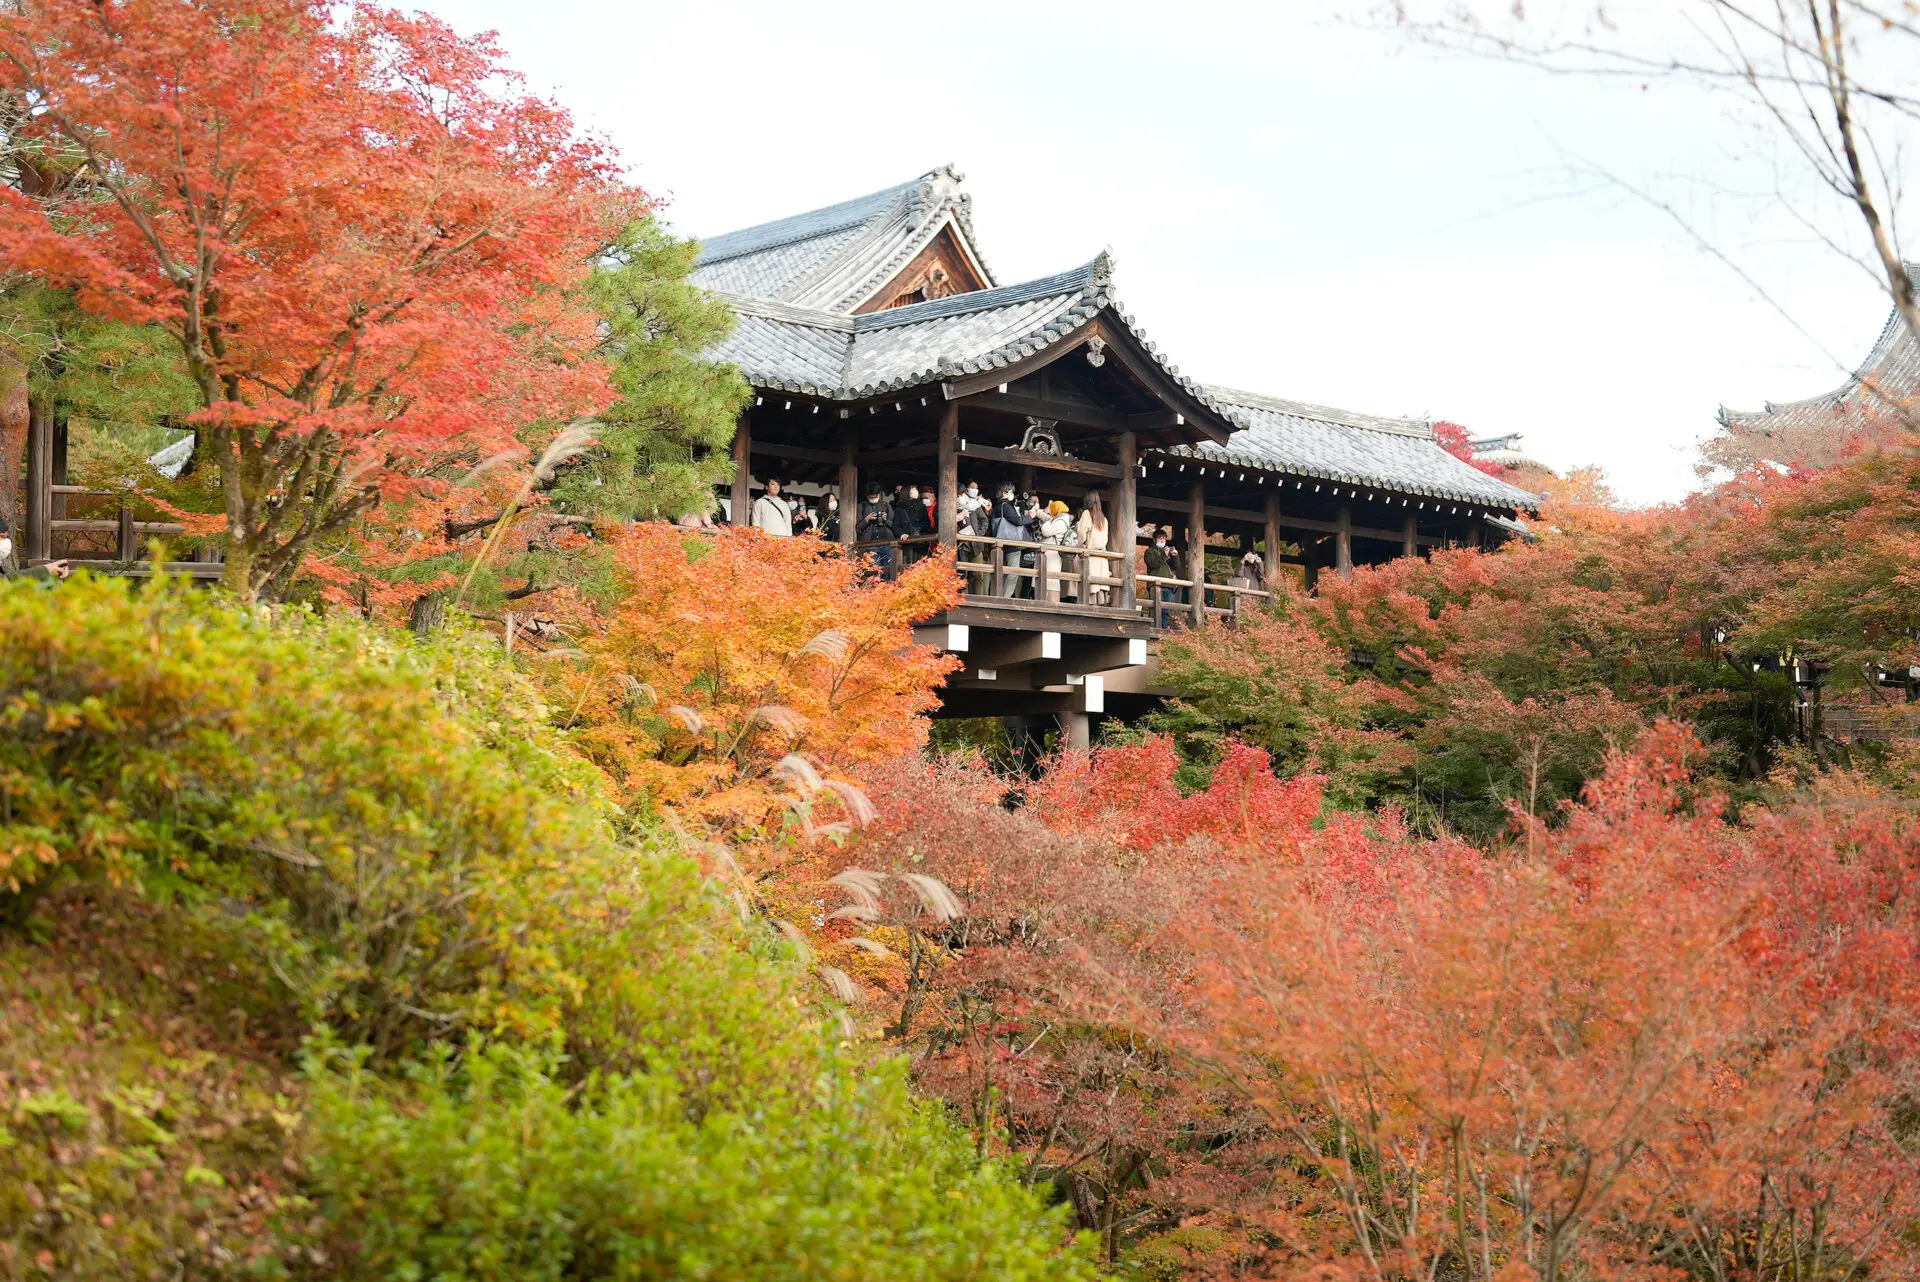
[691,166,1539,742]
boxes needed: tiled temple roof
[695,168,1537,513]
[1175,389,1540,510]
[690,166,994,313]
[1719,284,1920,436]
[706,254,1230,415]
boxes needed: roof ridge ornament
[1088,249,1115,292]
[1084,336,1107,368]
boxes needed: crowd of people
[716,478,1269,617]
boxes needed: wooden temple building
[692,166,1539,742]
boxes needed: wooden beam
[749,440,841,466]
[957,440,1122,479]
[1188,479,1207,627]
[939,320,1231,444]
[937,401,958,551]
[837,423,858,548]
[958,389,1175,435]
[861,442,940,464]
[1336,503,1354,580]
[730,412,751,527]
[1116,430,1138,611]
[1135,495,1265,525]
[1134,495,1446,546]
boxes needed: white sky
[430,0,1904,506]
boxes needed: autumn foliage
[0,0,631,597]
[553,525,961,839]
[830,722,1920,1280]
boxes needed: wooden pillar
[1303,542,1320,594]
[1263,490,1283,572]
[936,401,958,551]
[1335,502,1354,580]
[1115,431,1138,611]
[1401,512,1417,559]
[730,410,752,527]
[116,502,137,562]
[1188,479,1207,626]
[1466,519,1483,551]
[837,422,858,548]
[24,398,50,563]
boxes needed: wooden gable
[856,224,991,314]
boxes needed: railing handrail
[854,533,1128,561]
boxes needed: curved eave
[1157,440,1540,513]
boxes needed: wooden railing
[849,533,1274,626]
[44,484,213,571]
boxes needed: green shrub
[298,1040,1097,1282]
[0,573,805,1082]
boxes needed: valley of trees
[3,0,1919,1279]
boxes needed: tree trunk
[409,589,447,636]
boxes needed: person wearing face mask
[0,519,69,582]
[821,491,841,543]
[990,483,1029,596]
[955,481,992,592]
[897,484,933,565]
[1144,524,1183,627]
[857,481,897,579]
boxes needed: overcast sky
[430,0,1901,506]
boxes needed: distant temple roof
[693,168,1539,513]
[1719,281,1920,439]
[1468,432,1550,473]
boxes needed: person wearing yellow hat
[1038,500,1075,602]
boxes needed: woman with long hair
[1076,491,1113,606]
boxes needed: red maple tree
[0,0,634,597]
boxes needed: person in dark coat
[820,492,841,543]
[1144,525,1184,627]
[857,482,897,578]
[891,484,932,566]
[991,485,1039,597]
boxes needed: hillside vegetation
[0,573,1098,1280]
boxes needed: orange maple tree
[0,0,632,597]
[553,524,961,842]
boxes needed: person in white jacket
[750,479,793,537]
